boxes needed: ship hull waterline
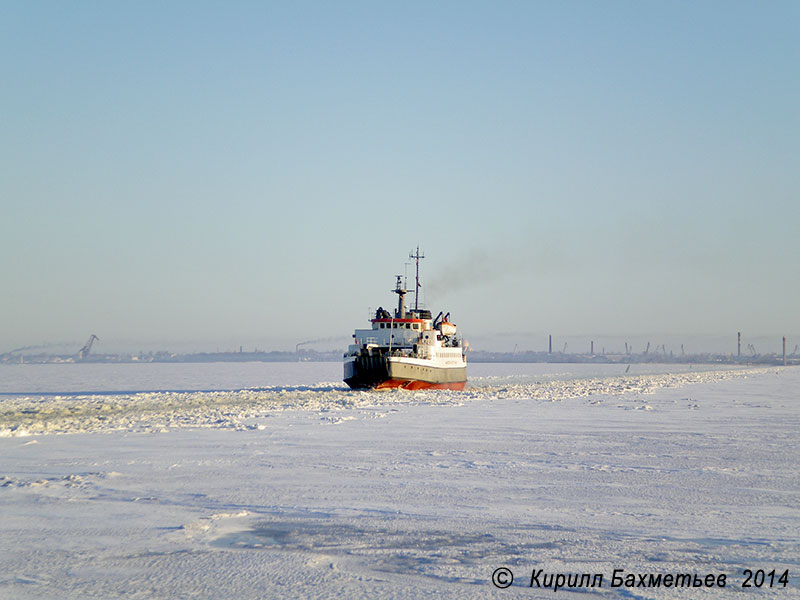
[355,378,466,391]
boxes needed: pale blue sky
[2,1,798,352]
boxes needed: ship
[343,248,467,390]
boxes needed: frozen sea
[1,362,798,598]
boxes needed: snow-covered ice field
[1,362,798,598]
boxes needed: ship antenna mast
[409,245,424,311]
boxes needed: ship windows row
[379,322,420,330]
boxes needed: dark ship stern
[344,352,390,389]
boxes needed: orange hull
[374,378,467,391]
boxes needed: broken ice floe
[0,367,776,436]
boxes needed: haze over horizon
[2,2,798,354]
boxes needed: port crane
[78,334,99,360]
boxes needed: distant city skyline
[2,2,798,353]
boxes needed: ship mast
[393,275,407,319]
[409,245,424,311]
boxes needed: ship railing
[388,349,419,359]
